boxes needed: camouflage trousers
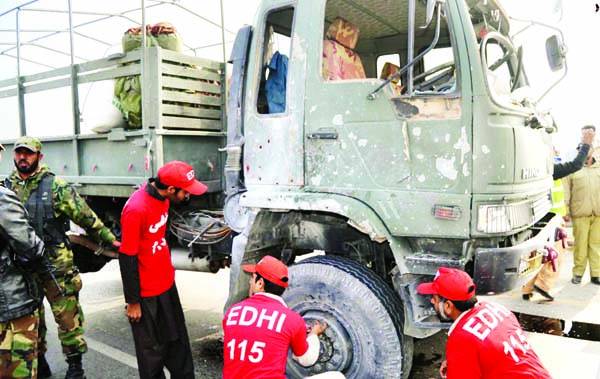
[0,309,39,379]
[38,246,87,358]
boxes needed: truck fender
[239,190,411,272]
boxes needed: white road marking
[85,336,138,370]
[87,336,171,378]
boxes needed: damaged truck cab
[224,0,565,377]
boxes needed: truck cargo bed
[0,47,226,197]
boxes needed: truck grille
[532,192,552,220]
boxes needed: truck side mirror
[545,35,566,72]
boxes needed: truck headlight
[477,203,529,233]
[477,196,552,234]
[478,205,511,233]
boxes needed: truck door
[242,5,305,187]
[303,1,413,198]
[303,0,472,238]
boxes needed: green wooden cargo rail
[0,46,226,198]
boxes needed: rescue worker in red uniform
[223,256,345,379]
[119,161,208,379]
[417,267,552,379]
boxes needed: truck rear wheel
[284,255,413,379]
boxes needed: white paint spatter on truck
[436,156,458,180]
[454,126,471,164]
[332,114,344,126]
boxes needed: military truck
[0,0,567,377]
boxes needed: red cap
[417,267,476,301]
[242,256,289,288]
[157,161,208,195]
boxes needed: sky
[502,0,600,155]
[0,0,598,154]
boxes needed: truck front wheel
[284,255,413,379]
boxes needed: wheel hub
[302,310,353,373]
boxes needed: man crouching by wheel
[417,267,552,379]
[223,256,345,379]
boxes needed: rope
[169,210,232,247]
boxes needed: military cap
[14,136,42,153]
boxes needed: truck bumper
[473,213,563,294]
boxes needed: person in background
[522,126,595,300]
[552,126,594,180]
[564,125,600,285]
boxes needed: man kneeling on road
[417,267,551,379]
[223,256,344,379]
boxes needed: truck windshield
[469,0,565,108]
[507,23,565,106]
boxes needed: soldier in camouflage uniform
[0,142,57,379]
[0,310,39,379]
[6,137,119,379]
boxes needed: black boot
[533,285,554,301]
[65,354,86,379]
[38,354,52,379]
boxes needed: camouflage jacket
[7,164,116,246]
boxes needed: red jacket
[223,293,309,379]
[446,301,552,379]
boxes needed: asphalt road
[41,260,447,379]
